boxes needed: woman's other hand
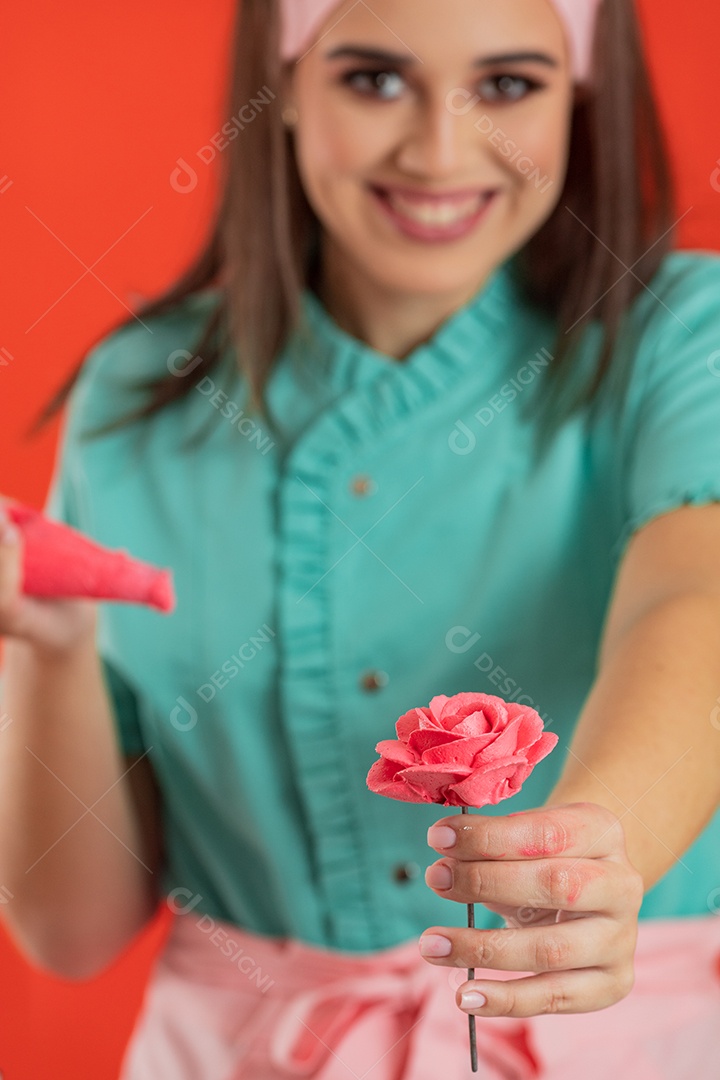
[0,496,97,656]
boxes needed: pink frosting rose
[366,692,558,807]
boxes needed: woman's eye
[478,74,544,103]
[339,68,406,100]
[339,68,544,104]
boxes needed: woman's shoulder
[596,246,720,438]
[69,287,224,431]
[633,248,720,329]
[81,287,222,383]
[645,247,720,296]
[616,247,720,380]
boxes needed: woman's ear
[280,64,300,121]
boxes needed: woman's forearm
[0,633,160,979]
[544,592,720,893]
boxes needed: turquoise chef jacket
[45,249,720,952]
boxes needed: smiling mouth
[369,185,497,227]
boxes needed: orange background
[1,2,719,1076]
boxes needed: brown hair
[28,0,675,456]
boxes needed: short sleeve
[613,253,720,557]
[42,346,147,759]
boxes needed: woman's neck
[313,244,491,361]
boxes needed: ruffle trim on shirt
[611,480,720,562]
[295,259,520,423]
[276,266,519,950]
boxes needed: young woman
[3,0,720,1076]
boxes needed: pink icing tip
[4,498,178,614]
[148,570,176,613]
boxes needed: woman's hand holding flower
[367,692,645,1032]
[421,800,644,1018]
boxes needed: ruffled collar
[288,254,523,395]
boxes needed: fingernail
[418,934,452,957]
[427,825,457,849]
[461,990,487,1010]
[425,863,452,890]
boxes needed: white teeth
[384,192,487,226]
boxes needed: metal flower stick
[461,804,478,1072]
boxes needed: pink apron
[119,905,720,1079]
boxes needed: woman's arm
[545,503,720,892]
[420,504,720,1018]
[0,633,162,981]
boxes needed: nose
[394,94,485,177]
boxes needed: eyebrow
[324,45,559,68]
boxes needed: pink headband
[280,0,603,84]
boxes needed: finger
[425,854,634,917]
[418,917,625,973]
[454,966,633,1018]
[427,802,628,864]
[0,526,24,624]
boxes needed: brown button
[349,474,376,497]
[392,861,420,883]
[359,669,389,692]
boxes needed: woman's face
[283,0,576,299]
